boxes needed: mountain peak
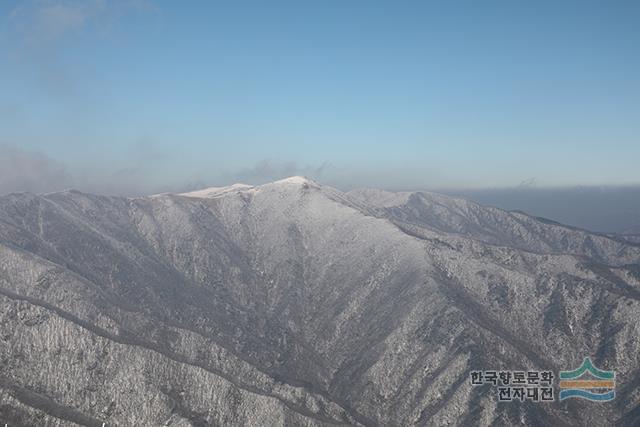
[272,176,316,186]
[177,177,319,199]
[179,183,253,198]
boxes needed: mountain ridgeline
[0,177,638,426]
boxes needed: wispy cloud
[7,0,156,46]
[10,0,104,46]
[4,0,157,97]
[1,144,638,234]
[0,147,334,196]
[227,159,333,185]
[0,144,73,194]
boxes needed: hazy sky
[1,0,639,195]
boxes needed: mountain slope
[0,178,639,426]
[348,188,640,264]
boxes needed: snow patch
[272,176,316,186]
[177,176,318,199]
[180,183,254,198]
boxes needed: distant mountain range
[0,177,638,426]
[440,186,640,235]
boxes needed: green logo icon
[559,357,615,401]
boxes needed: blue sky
[1,0,639,194]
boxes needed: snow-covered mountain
[0,177,638,426]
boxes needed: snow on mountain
[180,183,254,198]
[272,175,317,186]
[0,178,638,426]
